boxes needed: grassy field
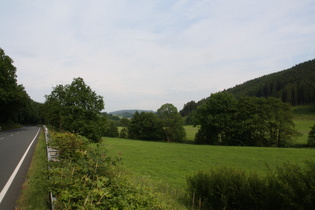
[105,106,314,194]
[102,137,314,192]
[292,105,315,145]
[183,125,199,141]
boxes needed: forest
[0,48,43,128]
[226,59,315,105]
[180,59,315,123]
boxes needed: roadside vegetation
[16,131,50,210]
[47,131,175,209]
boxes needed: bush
[49,133,165,209]
[186,161,315,210]
[51,132,88,160]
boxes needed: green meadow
[106,108,314,194]
[292,105,315,145]
[103,137,314,191]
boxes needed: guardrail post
[43,126,57,210]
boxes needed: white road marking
[0,128,40,204]
[0,138,3,141]
[10,134,13,136]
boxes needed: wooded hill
[180,59,315,118]
[225,59,315,105]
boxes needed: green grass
[183,125,199,141]
[292,105,315,145]
[102,137,315,192]
[16,131,50,210]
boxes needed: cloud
[1,0,315,112]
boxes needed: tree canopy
[0,48,42,125]
[44,77,104,142]
[226,59,315,106]
[128,111,164,141]
[195,92,298,147]
[157,103,186,142]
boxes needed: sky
[1,0,315,112]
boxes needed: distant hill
[225,59,315,106]
[180,59,315,117]
[109,109,155,118]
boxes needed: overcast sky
[1,0,314,112]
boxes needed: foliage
[44,77,104,142]
[195,92,299,146]
[157,103,186,142]
[0,48,41,125]
[308,124,315,147]
[234,97,298,147]
[109,109,154,118]
[102,120,119,137]
[119,118,130,138]
[226,59,315,106]
[51,132,88,160]
[179,100,198,117]
[16,131,50,210]
[195,92,238,145]
[128,112,165,141]
[186,161,315,210]
[101,112,121,126]
[180,99,206,125]
[180,59,315,125]
[49,132,165,209]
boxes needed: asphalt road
[0,126,41,210]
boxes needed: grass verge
[16,131,50,210]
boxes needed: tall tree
[157,103,186,142]
[195,93,298,147]
[0,48,30,124]
[119,118,130,138]
[195,92,237,145]
[128,112,164,141]
[44,77,104,142]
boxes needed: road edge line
[0,128,40,203]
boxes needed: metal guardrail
[43,126,57,210]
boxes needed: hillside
[225,59,315,105]
[180,59,315,117]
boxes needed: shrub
[49,133,166,209]
[51,132,88,159]
[186,161,315,209]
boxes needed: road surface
[0,126,41,210]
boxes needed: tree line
[226,59,315,106]
[194,92,299,147]
[44,77,187,143]
[0,48,43,127]
[1,47,314,147]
